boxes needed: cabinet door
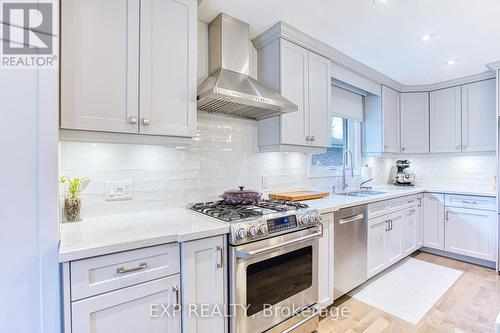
[430,86,462,153]
[61,0,140,133]
[280,39,309,146]
[307,52,332,148]
[423,193,445,250]
[367,216,388,278]
[400,92,429,153]
[402,208,417,256]
[139,0,196,137]
[72,275,181,333]
[416,197,423,247]
[181,236,225,333]
[381,86,400,153]
[386,212,403,265]
[445,207,496,261]
[318,213,334,308]
[461,79,496,152]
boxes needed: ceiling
[198,0,500,86]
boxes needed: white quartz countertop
[59,186,495,262]
[59,209,229,262]
[304,186,496,214]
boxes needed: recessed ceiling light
[445,59,459,66]
[421,34,431,41]
[373,0,388,4]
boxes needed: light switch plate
[106,181,133,201]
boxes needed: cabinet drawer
[404,195,420,208]
[445,194,495,211]
[367,201,388,219]
[71,243,180,301]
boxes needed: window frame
[308,117,361,178]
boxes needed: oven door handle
[235,231,322,259]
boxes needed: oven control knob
[258,224,268,235]
[308,214,316,223]
[315,213,322,222]
[236,228,247,239]
[248,226,258,238]
[301,215,310,225]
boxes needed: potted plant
[60,176,89,222]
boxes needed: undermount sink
[338,190,387,197]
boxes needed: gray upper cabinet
[430,86,462,153]
[400,92,429,153]
[461,79,496,152]
[382,86,401,153]
[256,38,331,152]
[363,86,400,154]
[61,0,197,137]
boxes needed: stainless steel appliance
[393,160,416,186]
[197,14,298,120]
[334,205,367,300]
[188,199,322,333]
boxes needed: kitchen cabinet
[72,275,181,333]
[363,86,400,154]
[445,207,496,261]
[385,211,403,265]
[367,215,387,278]
[430,86,462,153]
[181,236,226,333]
[400,92,430,153]
[257,38,332,152]
[461,79,496,152]
[423,193,445,250]
[367,211,403,278]
[402,207,418,256]
[416,196,423,247]
[61,0,197,137]
[318,213,334,308]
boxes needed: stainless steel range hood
[197,14,298,120]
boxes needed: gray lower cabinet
[72,275,181,333]
[181,236,226,333]
[63,236,227,333]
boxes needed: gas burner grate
[188,200,309,222]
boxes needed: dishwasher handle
[338,213,365,224]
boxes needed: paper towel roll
[361,166,373,181]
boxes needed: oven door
[229,226,320,333]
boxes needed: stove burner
[189,200,309,222]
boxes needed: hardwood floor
[319,251,500,333]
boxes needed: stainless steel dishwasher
[334,205,367,300]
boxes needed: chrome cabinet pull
[462,200,478,205]
[388,220,393,231]
[385,220,390,232]
[172,286,181,311]
[129,116,138,124]
[446,210,450,221]
[418,197,422,207]
[401,147,406,151]
[116,261,148,274]
[216,245,224,268]
[143,118,151,125]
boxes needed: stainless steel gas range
[189,200,322,333]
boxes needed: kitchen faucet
[342,149,354,192]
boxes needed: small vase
[64,196,81,222]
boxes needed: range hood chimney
[197,14,298,120]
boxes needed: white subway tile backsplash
[60,113,496,219]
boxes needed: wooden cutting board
[269,190,330,201]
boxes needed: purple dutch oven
[221,186,262,205]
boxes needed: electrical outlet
[106,181,133,201]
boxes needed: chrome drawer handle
[172,285,181,311]
[143,117,151,125]
[129,116,138,124]
[116,262,148,274]
[216,245,224,268]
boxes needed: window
[309,116,361,177]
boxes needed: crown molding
[252,21,404,91]
[401,71,496,92]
